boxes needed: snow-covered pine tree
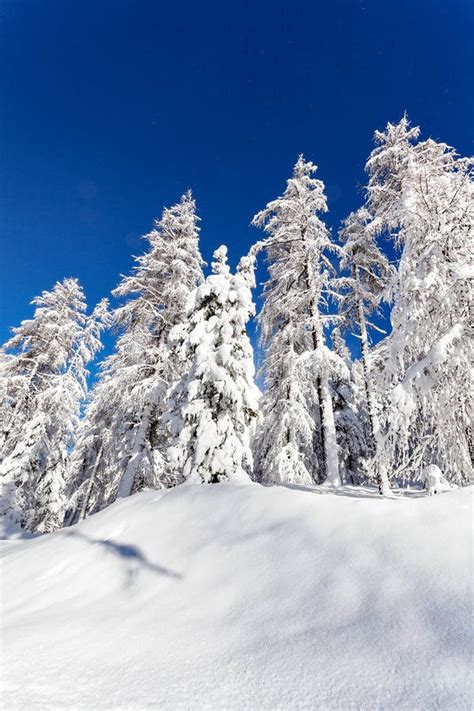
[0,279,106,532]
[113,191,205,499]
[251,155,347,487]
[65,191,205,522]
[164,246,259,484]
[63,374,119,524]
[365,116,474,485]
[29,298,109,532]
[338,207,394,494]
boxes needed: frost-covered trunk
[309,304,328,482]
[319,371,340,486]
[311,306,341,487]
[76,446,103,523]
[357,295,390,495]
[311,325,327,482]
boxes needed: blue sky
[1,0,473,357]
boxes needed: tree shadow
[280,483,384,500]
[65,530,182,588]
[281,482,440,500]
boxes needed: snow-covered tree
[251,156,347,486]
[365,116,474,485]
[338,207,393,494]
[65,192,205,522]
[0,280,107,532]
[330,326,368,486]
[164,246,259,484]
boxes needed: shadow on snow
[65,530,182,588]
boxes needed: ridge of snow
[1,483,472,710]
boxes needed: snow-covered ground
[1,483,472,710]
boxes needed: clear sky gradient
[1,0,473,356]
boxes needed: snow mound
[1,484,472,710]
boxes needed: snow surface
[1,483,472,710]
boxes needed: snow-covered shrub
[422,464,453,495]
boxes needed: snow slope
[1,483,472,710]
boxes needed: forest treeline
[1,116,472,533]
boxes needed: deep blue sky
[1,0,473,357]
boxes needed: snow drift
[1,483,472,710]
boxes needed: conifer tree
[164,246,259,484]
[65,192,205,522]
[365,116,473,484]
[0,280,106,532]
[251,156,347,486]
[330,326,368,486]
[339,207,393,494]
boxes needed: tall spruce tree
[339,207,393,494]
[164,246,259,484]
[251,156,347,486]
[365,116,473,485]
[0,279,106,532]
[65,192,205,523]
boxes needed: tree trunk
[356,288,391,495]
[312,333,327,481]
[319,370,340,486]
[77,446,103,522]
[303,245,341,487]
[311,318,341,487]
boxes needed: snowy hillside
[1,483,472,710]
